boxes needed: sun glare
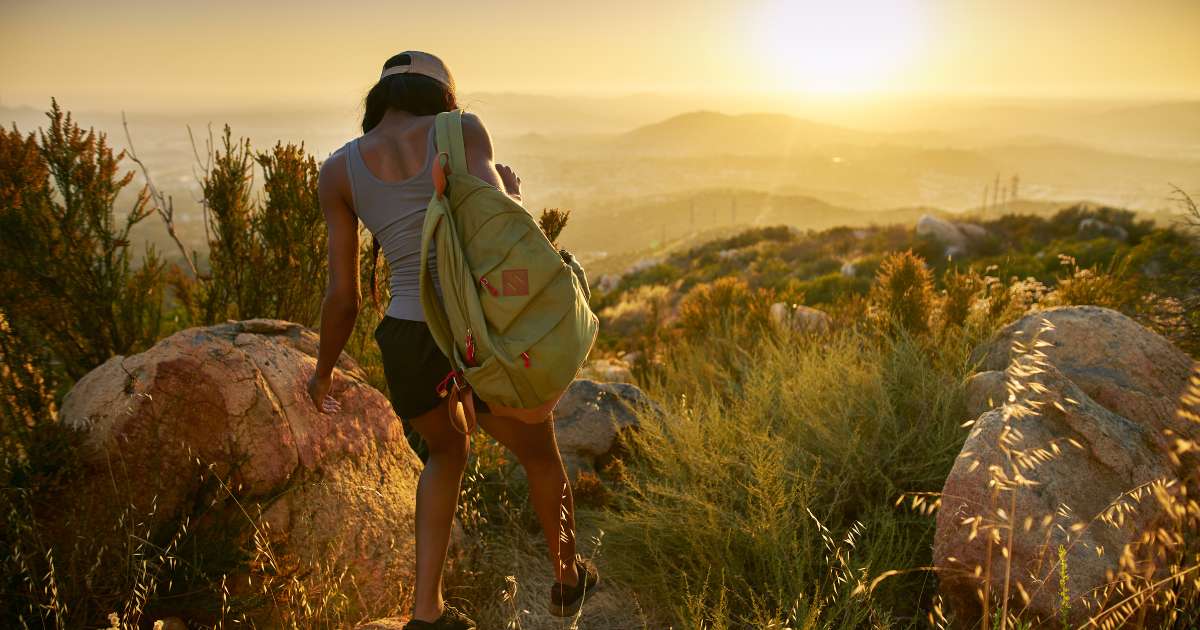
[752,0,926,94]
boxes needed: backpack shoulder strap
[419,204,461,370]
[434,110,468,176]
[422,110,468,371]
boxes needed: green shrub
[796,271,870,306]
[868,250,936,336]
[1042,254,1139,312]
[619,261,682,294]
[939,265,984,332]
[187,128,326,327]
[193,126,256,323]
[676,276,776,341]
[252,142,326,325]
[599,284,674,341]
[0,100,168,382]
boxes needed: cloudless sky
[2,0,1198,111]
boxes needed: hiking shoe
[549,555,601,617]
[402,603,476,630]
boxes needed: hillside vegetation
[591,203,1199,362]
[2,102,1199,628]
[566,202,1199,627]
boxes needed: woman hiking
[304,51,599,630]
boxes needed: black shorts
[374,315,490,420]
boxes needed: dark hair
[361,53,458,133]
[361,53,459,311]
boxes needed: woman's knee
[477,411,563,467]
[423,430,469,462]
[409,402,471,461]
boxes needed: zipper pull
[480,277,499,296]
[521,351,531,368]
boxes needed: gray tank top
[342,123,439,322]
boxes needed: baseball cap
[380,51,455,91]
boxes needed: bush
[1042,254,1139,312]
[0,104,386,629]
[868,250,936,336]
[185,128,326,327]
[0,100,168,382]
[939,265,984,331]
[252,142,326,325]
[796,271,871,306]
[599,284,673,341]
[676,276,776,340]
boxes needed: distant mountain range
[619,111,878,155]
[5,98,1196,266]
[559,186,1081,269]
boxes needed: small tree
[253,142,325,325]
[195,126,257,323]
[184,128,327,327]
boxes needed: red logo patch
[502,269,529,296]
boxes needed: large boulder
[553,379,658,478]
[937,307,1197,625]
[58,319,423,619]
[1077,217,1129,242]
[975,305,1194,436]
[916,214,989,257]
[579,357,635,384]
[769,302,832,335]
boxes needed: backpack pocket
[463,353,530,410]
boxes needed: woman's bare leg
[477,411,581,586]
[408,399,471,622]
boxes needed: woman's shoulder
[327,137,357,161]
[459,110,484,129]
[457,111,494,154]
[318,140,355,190]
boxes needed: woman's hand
[307,369,342,415]
[496,163,522,200]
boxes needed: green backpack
[419,110,598,432]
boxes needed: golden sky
[2,0,1198,111]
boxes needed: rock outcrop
[937,307,1197,625]
[59,319,423,618]
[553,379,658,478]
[769,303,832,335]
[579,357,636,384]
[975,305,1193,434]
[916,214,990,257]
[1077,217,1129,242]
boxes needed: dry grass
[589,316,973,627]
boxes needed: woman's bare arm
[461,112,523,202]
[308,150,359,412]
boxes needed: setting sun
[752,0,927,93]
